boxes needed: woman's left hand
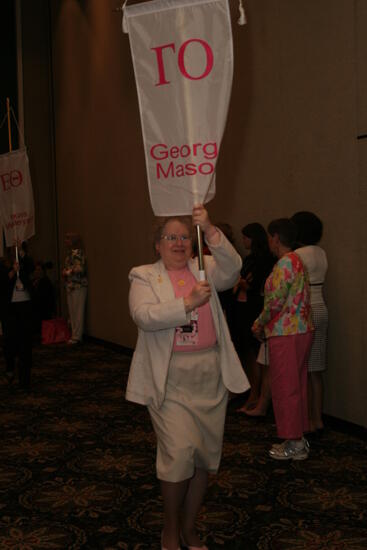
[252,324,264,342]
[192,204,218,241]
[192,204,210,230]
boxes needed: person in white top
[291,212,328,433]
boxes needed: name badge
[176,309,199,346]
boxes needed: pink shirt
[168,267,217,352]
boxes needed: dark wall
[20,0,59,293]
[18,0,367,427]
[0,1,18,153]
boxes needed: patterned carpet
[0,341,366,549]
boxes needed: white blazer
[126,231,250,408]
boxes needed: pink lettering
[151,43,176,86]
[0,173,11,191]
[198,162,214,175]
[203,142,217,160]
[180,145,190,158]
[151,143,168,160]
[157,161,174,179]
[150,141,218,161]
[192,143,202,156]
[11,170,23,187]
[178,39,214,81]
[176,164,185,177]
[0,170,23,191]
[185,163,197,176]
[170,146,179,159]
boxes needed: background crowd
[0,232,88,391]
[224,211,328,461]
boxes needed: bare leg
[246,349,262,404]
[245,364,271,416]
[307,374,315,432]
[309,371,324,430]
[237,349,260,412]
[181,468,208,547]
[161,478,189,550]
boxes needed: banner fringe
[238,0,247,25]
[122,0,128,33]
[10,107,25,148]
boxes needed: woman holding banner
[126,205,249,550]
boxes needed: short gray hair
[152,216,194,256]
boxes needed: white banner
[0,148,35,246]
[125,0,233,215]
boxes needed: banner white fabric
[0,148,35,246]
[125,0,233,216]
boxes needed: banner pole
[6,97,12,152]
[196,225,206,281]
[7,98,19,268]
[193,178,205,280]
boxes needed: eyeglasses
[160,234,192,242]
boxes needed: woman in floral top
[62,233,88,344]
[252,219,313,461]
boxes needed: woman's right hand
[184,281,211,312]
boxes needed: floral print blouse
[252,252,313,338]
[64,249,88,292]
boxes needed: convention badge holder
[176,309,199,346]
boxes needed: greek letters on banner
[125,0,233,216]
[0,148,35,246]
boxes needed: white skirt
[308,302,328,372]
[148,346,228,482]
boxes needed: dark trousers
[1,301,33,388]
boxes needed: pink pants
[269,332,313,439]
